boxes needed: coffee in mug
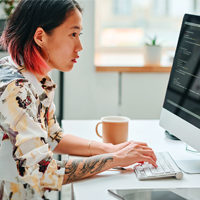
[95,116,130,145]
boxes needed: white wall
[61,0,170,120]
[63,0,119,120]
[121,73,169,119]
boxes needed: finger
[138,147,157,161]
[140,155,158,168]
[143,149,157,161]
[124,141,132,146]
[138,150,157,162]
[130,143,153,152]
[138,146,153,151]
[138,144,156,151]
[131,141,148,146]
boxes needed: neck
[32,61,53,82]
[35,70,51,82]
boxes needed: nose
[75,39,83,52]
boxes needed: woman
[0,0,157,199]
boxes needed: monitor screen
[163,14,200,130]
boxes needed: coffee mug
[95,116,130,145]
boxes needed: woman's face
[43,8,83,72]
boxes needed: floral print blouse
[0,56,66,200]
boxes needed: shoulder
[0,57,42,127]
[0,78,40,127]
[0,56,24,86]
[0,56,39,101]
[0,77,39,112]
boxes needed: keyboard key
[156,167,164,173]
[135,166,143,171]
[142,164,149,170]
[150,168,158,174]
[144,168,154,177]
[138,170,146,177]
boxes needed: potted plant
[143,35,162,65]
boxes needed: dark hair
[0,0,83,75]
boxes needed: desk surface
[62,120,200,200]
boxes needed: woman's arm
[53,134,131,156]
[62,141,158,184]
[63,153,114,184]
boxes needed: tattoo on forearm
[64,154,113,183]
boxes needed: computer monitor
[159,13,200,173]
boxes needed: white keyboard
[134,152,183,180]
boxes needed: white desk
[62,120,200,200]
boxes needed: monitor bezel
[160,108,200,152]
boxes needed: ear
[34,27,47,47]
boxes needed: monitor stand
[165,130,180,140]
[164,131,200,173]
[165,131,200,173]
[175,160,200,174]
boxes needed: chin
[61,65,74,72]
[56,62,73,72]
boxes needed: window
[95,0,200,51]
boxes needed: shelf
[95,53,172,73]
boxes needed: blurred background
[95,0,199,49]
[53,0,200,121]
[0,0,199,122]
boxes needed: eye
[71,32,83,38]
[72,33,77,37]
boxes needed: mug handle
[95,122,102,138]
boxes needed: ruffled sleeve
[47,101,66,151]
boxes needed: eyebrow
[70,26,83,30]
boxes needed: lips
[71,56,79,63]
[71,59,77,63]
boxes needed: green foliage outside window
[0,0,20,18]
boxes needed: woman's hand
[113,141,157,168]
[106,140,153,155]
[105,141,130,153]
